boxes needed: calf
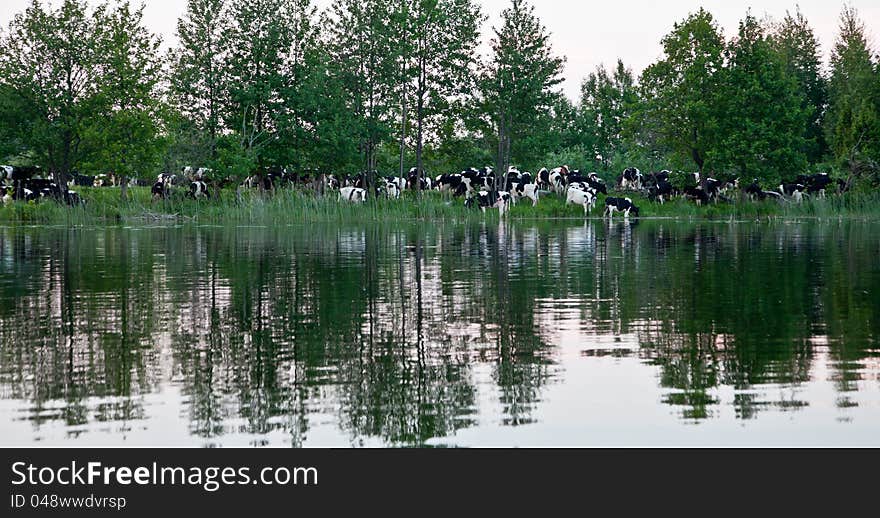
[604,197,640,218]
[566,186,597,215]
[339,186,367,203]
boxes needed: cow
[322,174,341,191]
[466,190,512,217]
[744,178,783,202]
[548,168,567,194]
[604,197,640,218]
[648,180,675,204]
[435,173,464,195]
[188,180,210,199]
[566,186,597,215]
[378,178,401,199]
[568,172,608,195]
[684,186,709,206]
[779,183,806,203]
[2,187,12,205]
[618,167,643,191]
[536,168,551,190]
[339,186,367,203]
[1,165,42,186]
[504,167,523,191]
[801,172,832,198]
[511,179,540,207]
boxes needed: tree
[580,60,638,169]
[405,0,483,187]
[640,8,724,180]
[168,0,229,166]
[87,1,164,199]
[0,0,102,187]
[771,8,828,164]
[482,0,564,179]
[325,0,399,180]
[826,5,879,183]
[222,0,298,174]
[714,14,808,185]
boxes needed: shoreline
[2,186,879,225]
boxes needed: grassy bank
[2,186,880,224]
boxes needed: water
[0,220,878,447]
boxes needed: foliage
[480,0,565,177]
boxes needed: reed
[2,186,880,224]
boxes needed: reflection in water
[0,221,879,446]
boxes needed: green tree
[222,0,298,174]
[640,8,724,180]
[482,0,564,179]
[771,8,828,164]
[325,0,398,179]
[405,0,483,186]
[168,0,229,167]
[0,0,102,187]
[87,1,164,199]
[580,60,638,169]
[714,14,808,185]
[826,5,879,184]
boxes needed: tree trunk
[415,52,425,194]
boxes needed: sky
[1,0,878,100]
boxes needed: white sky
[1,0,877,100]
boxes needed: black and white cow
[339,186,367,203]
[801,172,832,198]
[779,182,806,203]
[744,178,782,201]
[510,177,540,207]
[94,173,117,187]
[536,168,551,190]
[465,190,512,216]
[604,197,640,218]
[618,167,643,191]
[504,167,522,191]
[566,186,597,215]
[435,173,464,195]
[322,174,341,191]
[2,186,13,205]
[188,180,210,199]
[378,178,402,199]
[648,180,676,204]
[684,186,709,206]
[1,165,43,187]
[568,171,608,195]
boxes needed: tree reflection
[0,219,878,445]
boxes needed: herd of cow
[2,162,845,219]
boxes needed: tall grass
[2,185,880,225]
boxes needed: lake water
[1,220,879,447]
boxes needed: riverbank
[2,186,879,224]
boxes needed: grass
[2,185,880,225]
